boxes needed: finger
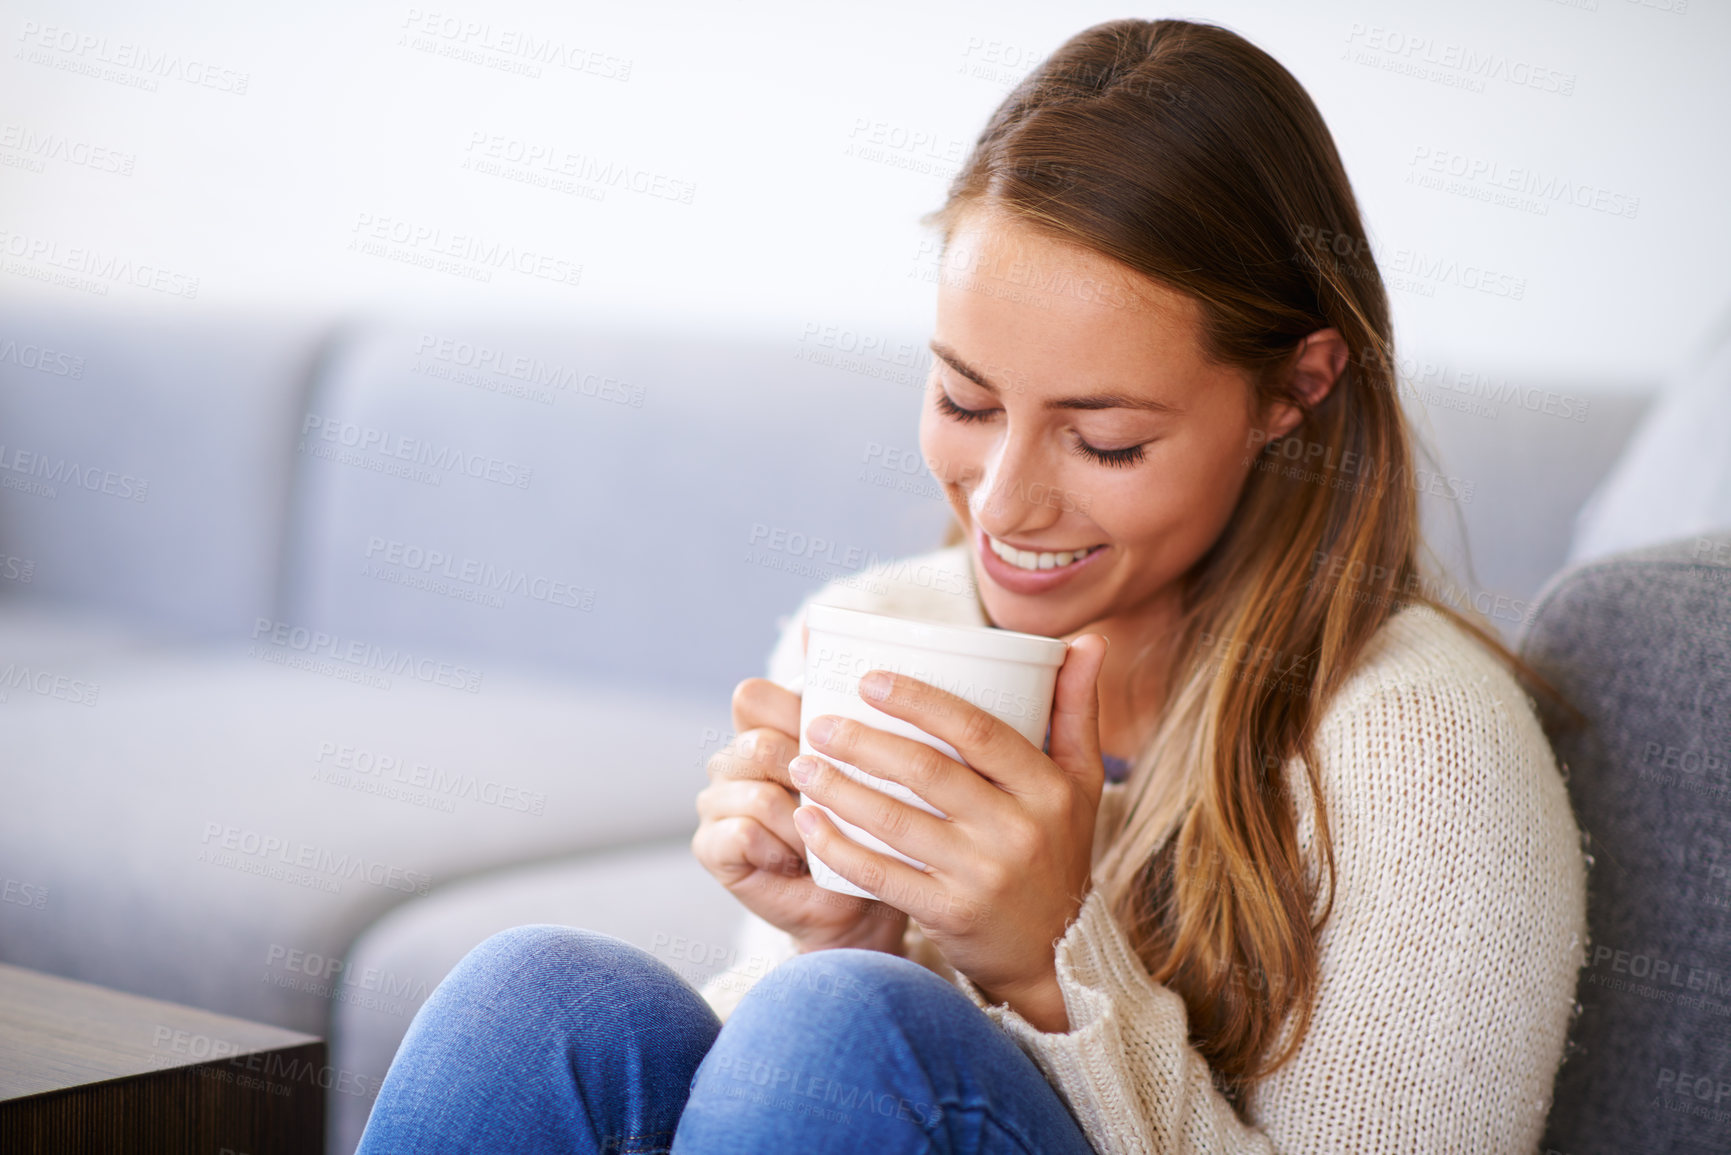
[788,753,955,869]
[697,777,803,853]
[692,815,806,887]
[801,712,999,820]
[731,677,800,739]
[1047,634,1109,790]
[707,725,800,787]
[792,804,947,913]
[852,669,1047,796]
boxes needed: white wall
[0,0,1725,385]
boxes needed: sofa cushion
[0,649,728,1046]
[0,304,326,637]
[1521,532,1731,1152]
[278,321,952,700]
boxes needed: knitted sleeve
[946,656,1588,1154]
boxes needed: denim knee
[682,950,1097,1155]
[464,923,635,973]
[681,951,971,1148]
[440,925,676,1013]
[729,947,961,1031]
[364,927,722,1155]
[468,924,644,973]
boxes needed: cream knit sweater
[700,544,1588,1154]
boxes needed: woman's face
[920,207,1282,641]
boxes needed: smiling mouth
[983,530,1107,572]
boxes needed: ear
[1257,328,1349,443]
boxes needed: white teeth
[988,533,1100,572]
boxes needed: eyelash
[933,390,1147,468]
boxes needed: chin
[977,588,1076,638]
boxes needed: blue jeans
[355,925,1097,1154]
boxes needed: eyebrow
[929,341,1184,414]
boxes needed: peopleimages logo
[0,336,84,377]
[399,8,633,82]
[462,131,696,205]
[1342,23,1577,96]
[0,443,149,502]
[199,822,432,896]
[151,1026,380,1100]
[1386,247,1526,301]
[348,212,582,289]
[0,121,134,177]
[0,662,100,706]
[1405,145,1640,219]
[13,20,251,95]
[363,536,596,611]
[0,227,201,298]
[299,413,533,489]
[314,740,548,815]
[250,619,483,694]
[265,943,432,1004]
[1,877,48,910]
[414,335,645,407]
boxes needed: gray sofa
[0,301,1654,1153]
[1525,533,1731,1154]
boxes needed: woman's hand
[691,669,909,957]
[788,634,1110,1032]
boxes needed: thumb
[1048,633,1109,786]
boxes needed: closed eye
[934,389,994,423]
[934,390,1146,468]
[1073,441,1145,468]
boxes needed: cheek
[1156,434,1254,539]
[1197,421,1258,508]
[1088,473,1173,538]
[1097,437,1249,545]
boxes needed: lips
[985,531,1106,571]
[974,525,1108,595]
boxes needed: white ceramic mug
[797,603,1070,898]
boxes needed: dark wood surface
[0,962,326,1153]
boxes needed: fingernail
[793,806,818,836]
[806,715,837,746]
[788,756,815,787]
[860,671,891,701]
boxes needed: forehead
[934,208,1216,391]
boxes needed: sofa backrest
[0,300,1660,692]
[1402,379,1651,640]
[0,303,326,639]
[1523,531,1731,1152]
[276,320,953,699]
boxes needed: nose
[968,426,1064,539]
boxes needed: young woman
[357,18,1587,1154]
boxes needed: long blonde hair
[926,18,1576,1103]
